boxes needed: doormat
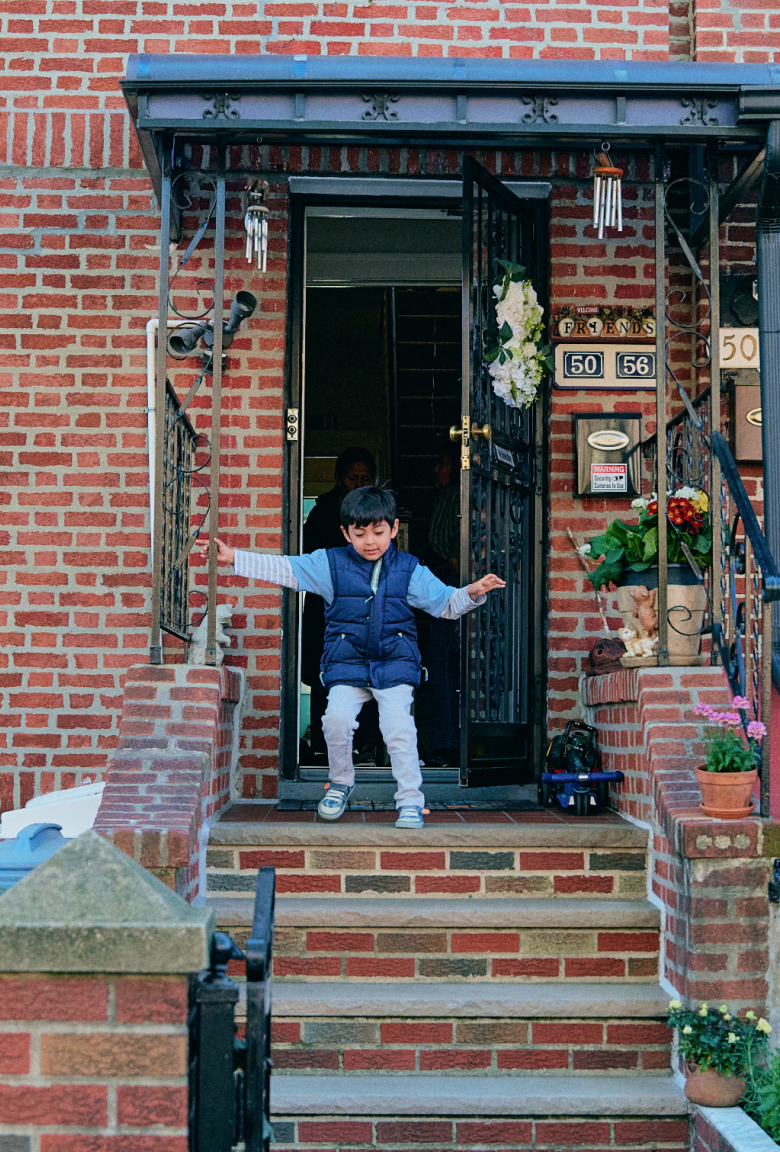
[277,799,543,812]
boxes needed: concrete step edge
[269,1072,688,1116]
[267,980,671,1018]
[210,820,648,849]
[211,895,660,930]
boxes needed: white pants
[322,683,424,808]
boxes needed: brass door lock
[471,422,492,440]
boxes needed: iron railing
[711,431,780,816]
[189,866,275,1152]
[160,379,199,641]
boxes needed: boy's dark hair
[340,486,397,530]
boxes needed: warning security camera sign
[591,464,628,492]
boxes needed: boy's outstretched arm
[408,564,506,620]
[194,537,335,601]
[466,572,506,600]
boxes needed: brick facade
[0,973,189,1146]
[0,2,771,798]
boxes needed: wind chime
[244,178,269,273]
[592,143,624,239]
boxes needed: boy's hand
[467,573,506,600]
[195,537,235,567]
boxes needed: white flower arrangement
[485,261,551,410]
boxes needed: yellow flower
[757,1019,772,1035]
[682,1025,693,1035]
[691,490,709,514]
[728,1032,737,1044]
[669,1000,683,1011]
[720,1004,729,1014]
[746,1011,757,1021]
[699,1004,709,1016]
[723,1014,731,1022]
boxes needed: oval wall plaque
[746,408,762,427]
[587,429,630,451]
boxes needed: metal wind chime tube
[244,178,269,273]
[592,143,624,239]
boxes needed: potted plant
[693,696,764,818]
[668,1000,771,1107]
[583,487,712,665]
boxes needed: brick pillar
[0,829,213,1146]
[94,662,242,900]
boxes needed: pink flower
[732,695,750,711]
[747,720,767,741]
[694,702,715,718]
[716,712,742,728]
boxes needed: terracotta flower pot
[684,1064,745,1107]
[695,765,757,819]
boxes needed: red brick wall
[0,972,188,1146]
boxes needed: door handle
[449,425,462,443]
[471,422,492,440]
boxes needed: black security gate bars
[159,379,205,640]
[189,866,275,1152]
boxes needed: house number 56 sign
[719,328,760,369]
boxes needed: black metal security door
[459,156,547,788]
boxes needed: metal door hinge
[286,408,299,441]
[460,414,470,470]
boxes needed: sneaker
[395,805,424,829]
[317,784,353,821]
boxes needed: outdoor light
[166,292,258,360]
[222,290,257,348]
[168,321,212,359]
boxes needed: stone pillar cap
[0,830,214,974]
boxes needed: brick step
[262,981,671,1075]
[270,1074,689,1151]
[207,820,648,900]
[214,897,660,983]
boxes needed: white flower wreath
[485,261,551,409]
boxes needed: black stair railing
[711,430,780,817]
[189,866,276,1152]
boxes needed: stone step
[217,896,660,983]
[212,895,660,929]
[269,980,671,1017]
[270,1074,689,1151]
[263,981,672,1076]
[207,822,648,901]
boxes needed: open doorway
[298,206,464,781]
[285,170,547,796]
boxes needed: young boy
[198,487,505,828]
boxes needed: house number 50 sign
[719,328,760,369]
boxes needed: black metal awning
[122,56,780,196]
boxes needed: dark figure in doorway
[425,442,461,767]
[301,447,381,764]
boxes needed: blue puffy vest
[321,545,421,690]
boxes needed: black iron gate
[458,157,548,787]
[189,866,275,1152]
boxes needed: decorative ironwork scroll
[521,95,559,124]
[202,92,241,120]
[361,93,400,121]
[680,98,718,127]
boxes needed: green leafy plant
[743,1047,780,1142]
[667,1000,771,1077]
[584,487,712,591]
[694,697,765,773]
